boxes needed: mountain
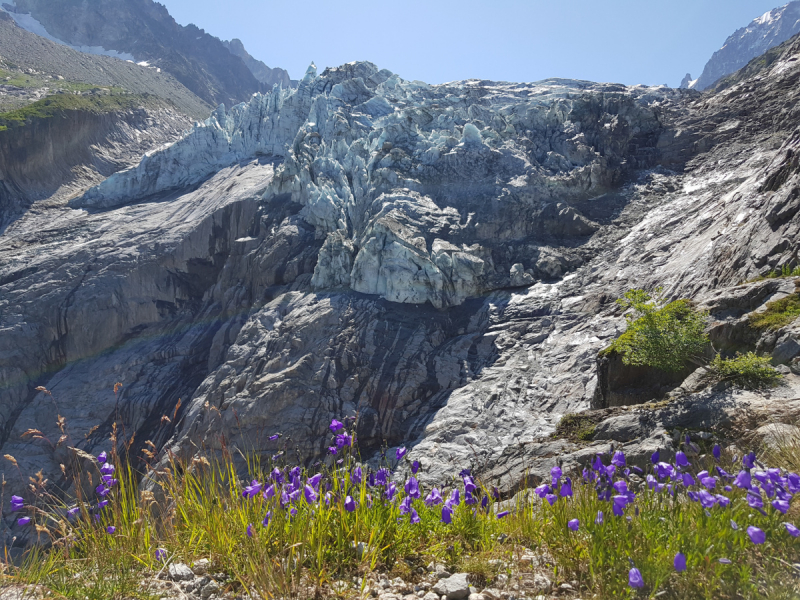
[682,0,800,90]
[1,31,800,527]
[223,38,292,89]
[1,0,284,107]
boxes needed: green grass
[745,264,800,283]
[3,424,800,599]
[748,293,800,332]
[711,352,782,389]
[0,92,156,131]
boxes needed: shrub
[748,293,800,331]
[711,352,782,389]
[554,413,597,442]
[607,289,708,372]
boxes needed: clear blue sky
[162,0,786,87]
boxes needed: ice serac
[690,1,800,90]
[75,60,678,308]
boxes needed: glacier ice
[74,60,686,307]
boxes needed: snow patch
[1,6,136,62]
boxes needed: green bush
[554,413,597,442]
[607,288,708,372]
[748,293,800,331]
[711,352,782,389]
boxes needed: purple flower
[97,451,108,463]
[545,494,558,506]
[304,484,318,504]
[715,494,731,508]
[411,460,420,474]
[425,488,443,507]
[448,489,461,507]
[336,433,352,448]
[534,484,551,498]
[376,468,390,487]
[441,505,452,524]
[628,568,644,589]
[329,419,344,433]
[613,480,629,494]
[243,480,262,499]
[269,434,280,441]
[701,476,717,490]
[788,473,800,494]
[262,511,272,527]
[344,496,356,512]
[10,496,23,512]
[698,490,717,509]
[595,511,604,524]
[100,462,115,476]
[328,446,337,455]
[155,548,167,561]
[611,451,626,468]
[734,470,751,489]
[410,508,421,524]
[98,500,109,509]
[560,478,573,498]
[784,523,800,537]
[307,473,322,490]
[246,523,253,538]
[743,452,756,469]
[747,491,763,509]
[551,465,563,482]
[481,495,489,511]
[675,451,690,468]
[385,482,397,501]
[568,519,579,531]
[405,477,421,499]
[674,552,687,572]
[106,526,116,534]
[719,558,732,564]
[396,447,407,461]
[650,450,660,464]
[463,475,478,495]
[271,468,284,484]
[716,466,731,479]
[399,496,412,515]
[262,484,276,500]
[747,526,765,545]
[772,499,790,514]
[713,444,721,461]
[592,455,605,471]
[67,506,80,518]
[656,462,676,480]
[351,466,362,485]
[17,517,31,526]
[730,519,739,531]
[496,510,510,519]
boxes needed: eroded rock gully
[2,35,800,543]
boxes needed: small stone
[559,583,573,590]
[480,589,502,600]
[192,558,211,575]
[532,574,551,592]
[496,574,509,586]
[432,573,471,600]
[167,563,194,582]
[201,581,220,599]
[422,593,439,600]
[468,595,486,600]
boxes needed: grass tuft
[711,352,782,389]
[748,293,800,331]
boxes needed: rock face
[3,0,279,107]
[222,38,292,89]
[683,1,800,90]
[3,32,800,548]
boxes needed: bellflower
[376,468,390,487]
[344,496,356,512]
[155,548,167,561]
[734,470,751,489]
[425,488,443,507]
[730,519,739,531]
[329,419,344,433]
[743,452,756,469]
[713,444,721,460]
[98,500,109,509]
[481,495,489,511]
[405,476,420,499]
[243,480,262,499]
[674,552,687,572]
[628,568,644,589]
[716,466,731,479]
[10,496,23,511]
[613,480,628,494]
[656,462,676,480]
[785,523,800,537]
[336,433,352,448]
[698,490,717,509]
[560,477,573,498]
[701,476,717,490]
[551,465,563,482]
[269,434,279,441]
[675,451,690,468]
[788,473,800,493]
[441,505,452,524]
[595,510,604,524]
[568,519,579,531]
[271,468,284,484]
[412,460,420,474]
[592,455,605,472]
[67,506,80,518]
[328,446,337,455]
[100,462,115,476]
[106,526,116,534]
[651,450,660,464]
[410,507,421,524]
[747,490,763,509]
[719,558,732,564]
[396,447,407,461]
[772,498,790,514]
[463,475,478,494]
[304,484,318,504]
[351,466,362,485]
[682,473,695,487]
[385,482,397,501]
[246,524,253,538]
[262,511,272,527]
[715,494,731,507]
[545,494,558,506]
[307,473,322,490]
[611,451,626,467]
[534,484,551,498]
[448,489,461,507]
[747,526,765,545]
[17,517,31,526]
[465,491,477,505]
[399,496,412,515]
[496,510,509,519]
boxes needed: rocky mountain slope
[1,0,289,107]
[681,0,800,90]
[222,38,292,89]
[1,31,800,547]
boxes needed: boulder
[433,573,471,600]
